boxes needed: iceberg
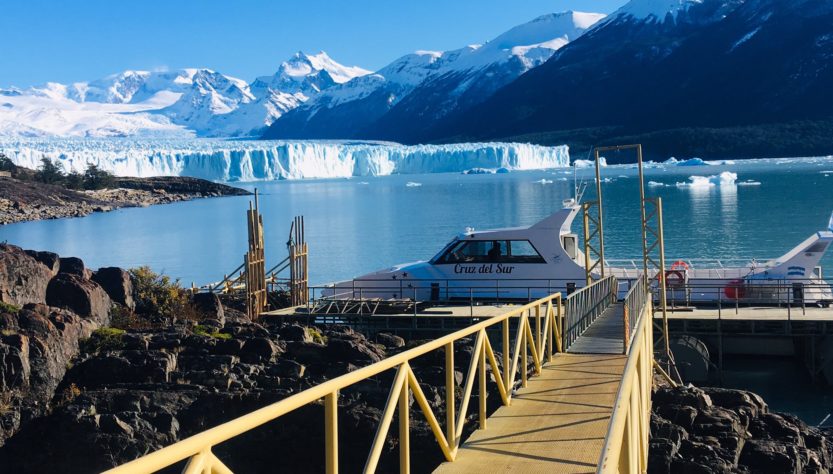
[676,171,738,188]
[0,138,570,182]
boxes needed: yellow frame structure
[598,298,655,473]
[104,284,588,474]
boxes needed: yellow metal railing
[105,287,582,474]
[598,298,654,473]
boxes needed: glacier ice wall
[0,138,570,181]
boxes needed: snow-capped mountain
[206,52,370,137]
[263,11,606,141]
[406,0,833,159]
[0,53,368,138]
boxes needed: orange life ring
[671,260,690,271]
[664,270,686,288]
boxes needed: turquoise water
[1,158,832,286]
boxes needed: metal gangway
[106,275,664,474]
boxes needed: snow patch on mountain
[612,0,703,23]
[1,138,570,181]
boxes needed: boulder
[46,274,111,323]
[190,292,224,325]
[58,257,90,279]
[739,439,802,473]
[240,337,278,363]
[376,332,405,349]
[92,267,135,310]
[278,324,312,343]
[24,250,60,275]
[0,244,53,307]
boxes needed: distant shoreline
[0,174,250,225]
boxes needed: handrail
[564,275,618,350]
[598,285,654,473]
[105,289,572,474]
[622,274,648,353]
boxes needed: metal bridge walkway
[434,304,627,474]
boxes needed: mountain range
[265,0,833,159]
[0,52,369,138]
[3,0,833,159]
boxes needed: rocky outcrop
[92,267,135,310]
[0,314,505,473]
[0,246,115,446]
[0,244,54,307]
[649,385,833,473]
[46,274,111,321]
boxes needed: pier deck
[434,354,626,474]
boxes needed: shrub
[129,266,201,322]
[308,327,327,345]
[81,327,126,353]
[110,305,153,331]
[57,383,82,406]
[35,157,64,185]
[193,325,232,340]
[0,301,20,315]
[0,153,15,172]
[83,164,115,190]
[64,171,85,190]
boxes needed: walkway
[434,304,628,473]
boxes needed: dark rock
[23,250,60,275]
[655,404,698,432]
[92,267,135,310]
[46,274,111,322]
[240,337,278,363]
[654,386,712,410]
[0,244,53,307]
[376,332,405,349]
[749,413,802,444]
[286,341,328,366]
[97,414,133,436]
[739,439,801,473]
[278,324,312,342]
[326,335,385,365]
[191,292,224,325]
[58,257,90,279]
[268,359,306,378]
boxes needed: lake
[2,157,832,287]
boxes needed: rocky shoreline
[650,384,833,473]
[0,175,250,225]
[2,243,833,473]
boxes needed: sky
[1,0,626,88]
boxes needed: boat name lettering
[453,264,515,274]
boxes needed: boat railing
[623,273,649,352]
[605,257,787,280]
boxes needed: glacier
[0,138,570,182]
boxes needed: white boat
[324,199,833,306]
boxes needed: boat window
[437,240,545,264]
[509,241,547,263]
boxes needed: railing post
[502,319,510,392]
[399,382,410,474]
[445,342,455,447]
[479,333,487,430]
[325,391,339,474]
[521,322,528,388]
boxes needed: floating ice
[406,182,423,187]
[676,171,738,188]
[648,181,667,187]
[463,168,497,175]
[574,157,607,168]
[737,180,762,186]
[665,157,707,167]
[535,179,554,184]
[1,138,570,182]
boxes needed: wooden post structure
[288,216,309,307]
[245,190,267,319]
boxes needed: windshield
[435,240,545,264]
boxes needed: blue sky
[2,0,626,88]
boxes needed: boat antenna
[573,148,593,204]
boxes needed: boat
[323,199,833,306]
